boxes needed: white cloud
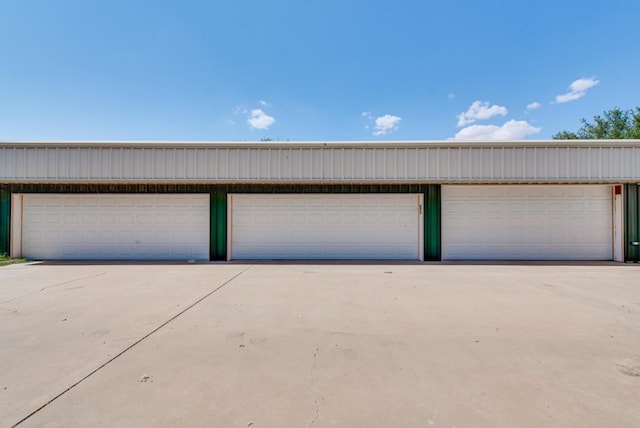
[448,93,456,99]
[373,114,402,136]
[247,109,275,130]
[526,102,541,112]
[453,120,541,141]
[555,77,599,103]
[457,101,508,127]
[362,111,372,118]
[570,77,600,92]
[258,100,271,107]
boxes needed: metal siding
[0,188,9,255]
[210,192,227,261]
[625,184,639,261]
[1,142,640,183]
[424,184,441,261]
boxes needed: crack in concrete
[10,265,254,428]
[309,345,321,427]
[310,400,320,427]
[1,272,107,305]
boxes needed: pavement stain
[89,329,110,338]
[138,375,153,383]
[617,364,640,377]
[614,358,640,377]
[249,336,268,345]
[0,272,107,305]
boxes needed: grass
[0,254,27,266]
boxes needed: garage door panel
[442,185,612,260]
[22,194,209,260]
[231,194,420,260]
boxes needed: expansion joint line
[12,264,254,428]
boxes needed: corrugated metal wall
[5,183,432,194]
[625,184,640,262]
[423,185,441,261]
[2,142,640,183]
[0,187,9,255]
[210,192,227,261]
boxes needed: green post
[424,184,441,261]
[625,184,639,262]
[210,192,227,261]
[0,188,10,256]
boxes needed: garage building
[1,140,639,262]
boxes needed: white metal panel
[613,191,623,262]
[2,141,640,183]
[10,194,23,258]
[21,194,209,260]
[442,185,613,260]
[230,194,422,260]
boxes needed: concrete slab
[1,262,639,427]
[0,262,249,425]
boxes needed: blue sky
[1,0,639,141]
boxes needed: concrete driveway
[1,261,639,427]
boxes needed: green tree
[553,107,640,139]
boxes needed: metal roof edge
[1,139,640,149]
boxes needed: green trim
[0,189,9,256]
[6,183,433,194]
[625,184,639,262]
[210,192,227,261]
[423,184,441,261]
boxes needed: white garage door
[230,194,422,260]
[442,185,613,260]
[22,194,209,260]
